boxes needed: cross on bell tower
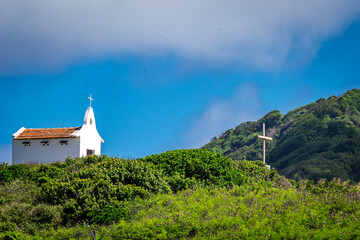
[88,94,94,108]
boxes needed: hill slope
[203,89,360,183]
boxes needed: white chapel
[12,95,104,164]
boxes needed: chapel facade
[12,97,104,164]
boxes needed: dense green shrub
[0,150,359,239]
[0,164,30,183]
[140,149,248,190]
[0,231,30,240]
[111,185,360,239]
[88,205,130,224]
[39,156,171,224]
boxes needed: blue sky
[1,1,360,163]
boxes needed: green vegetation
[203,89,360,183]
[1,149,360,239]
[141,149,247,191]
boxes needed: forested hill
[203,89,360,183]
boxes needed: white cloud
[0,144,11,164]
[183,82,261,148]
[0,0,359,76]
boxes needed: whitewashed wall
[79,132,102,157]
[12,138,80,164]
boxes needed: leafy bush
[39,156,171,224]
[0,231,30,240]
[140,149,248,190]
[111,185,360,239]
[0,164,30,183]
[88,205,130,224]
[0,149,359,239]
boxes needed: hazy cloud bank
[184,82,261,148]
[1,0,360,76]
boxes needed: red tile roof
[14,127,81,140]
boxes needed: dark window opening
[60,140,68,145]
[41,141,49,146]
[87,149,95,156]
[90,118,93,125]
[22,141,31,146]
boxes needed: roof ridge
[25,126,81,130]
[13,127,82,140]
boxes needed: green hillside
[203,89,360,183]
[1,150,359,239]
